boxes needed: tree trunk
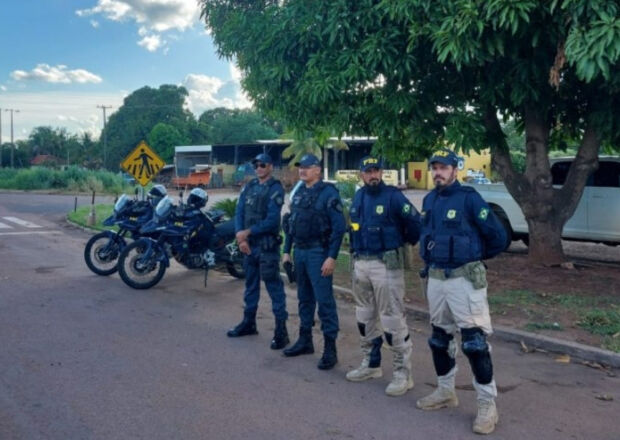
[486,106,600,266]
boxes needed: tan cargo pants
[352,256,412,373]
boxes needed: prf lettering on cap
[434,150,450,157]
[363,158,379,165]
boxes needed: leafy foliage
[200,0,619,155]
[211,197,238,219]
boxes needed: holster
[283,261,296,284]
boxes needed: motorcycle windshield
[154,196,173,220]
[114,194,130,213]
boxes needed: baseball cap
[294,154,321,167]
[251,153,273,164]
[359,156,383,172]
[429,149,459,167]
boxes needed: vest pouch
[259,252,281,281]
[465,261,488,289]
[382,249,403,270]
[451,235,473,265]
[429,235,451,264]
[365,226,384,252]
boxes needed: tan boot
[473,399,498,435]
[346,358,382,382]
[416,386,459,410]
[385,369,414,396]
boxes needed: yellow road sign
[120,141,165,186]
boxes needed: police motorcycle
[83,185,167,276]
[117,187,245,290]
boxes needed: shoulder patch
[402,204,412,215]
[329,197,343,212]
[478,207,489,220]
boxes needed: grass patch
[67,204,116,231]
[577,309,620,336]
[602,335,620,353]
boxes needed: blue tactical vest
[420,186,483,266]
[288,182,332,246]
[242,177,279,231]
[350,185,403,254]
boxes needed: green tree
[198,107,281,144]
[104,85,194,169]
[200,0,620,265]
[147,122,190,162]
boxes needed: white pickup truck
[467,156,620,246]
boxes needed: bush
[0,166,134,193]
[211,197,238,219]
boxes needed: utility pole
[0,108,3,167]
[97,105,112,169]
[5,109,19,168]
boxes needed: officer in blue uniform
[346,156,421,396]
[281,154,346,370]
[415,149,508,435]
[227,153,289,350]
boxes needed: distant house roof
[175,145,212,154]
[30,155,61,165]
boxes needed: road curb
[330,284,620,369]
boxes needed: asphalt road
[0,192,619,440]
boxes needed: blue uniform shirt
[234,177,284,238]
[283,181,346,259]
[419,181,508,268]
[350,182,421,254]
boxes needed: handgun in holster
[283,261,296,284]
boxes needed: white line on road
[2,217,43,228]
[0,231,60,236]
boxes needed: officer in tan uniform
[416,149,508,435]
[346,156,421,396]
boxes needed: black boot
[270,319,290,349]
[227,311,258,337]
[317,336,337,370]
[283,327,314,357]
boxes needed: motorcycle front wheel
[226,254,245,279]
[118,239,167,289]
[84,232,126,276]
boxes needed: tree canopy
[198,107,282,144]
[201,0,620,264]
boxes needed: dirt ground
[333,242,620,352]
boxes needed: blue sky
[0,0,250,141]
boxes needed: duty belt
[354,252,382,261]
[428,265,469,280]
[294,239,325,249]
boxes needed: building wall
[407,149,491,189]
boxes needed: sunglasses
[253,162,268,169]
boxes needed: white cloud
[0,85,7,92]
[90,19,100,28]
[11,64,102,84]
[76,0,200,51]
[182,70,252,115]
[138,34,163,52]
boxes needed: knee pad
[384,332,410,347]
[369,336,383,368]
[461,327,493,384]
[357,322,366,337]
[428,325,456,376]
